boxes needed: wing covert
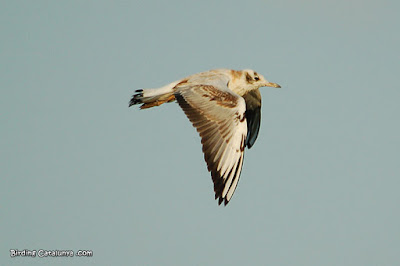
[174,84,247,205]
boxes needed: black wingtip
[129,89,144,107]
[224,198,229,206]
[215,196,229,206]
[218,197,223,205]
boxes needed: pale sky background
[1,1,399,265]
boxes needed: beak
[263,82,281,88]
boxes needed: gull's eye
[254,75,260,81]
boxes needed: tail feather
[129,80,182,109]
[129,87,176,109]
[129,89,144,107]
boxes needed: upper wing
[242,89,262,149]
[174,84,247,205]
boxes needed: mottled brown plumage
[129,69,280,205]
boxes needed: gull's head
[243,69,281,89]
[228,69,280,95]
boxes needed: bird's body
[129,69,280,205]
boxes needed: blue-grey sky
[2,1,399,265]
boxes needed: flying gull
[129,69,280,205]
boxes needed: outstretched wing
[175,84,247,205]
[242,89,262,149]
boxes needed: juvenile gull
[129,69,280,205]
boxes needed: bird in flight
[129,69,280,205]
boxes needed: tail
[129,81,179,109]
